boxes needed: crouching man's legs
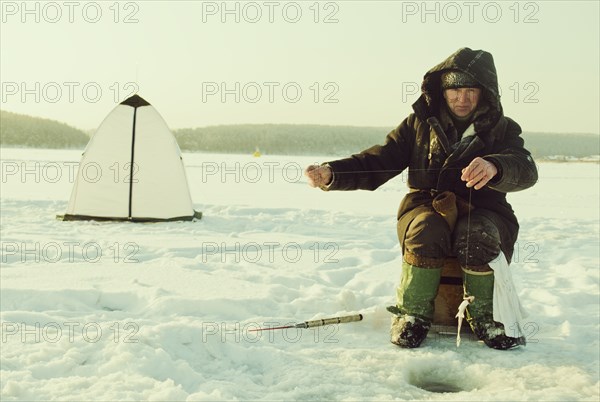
[390,208,451,348]
[453,212,526,350]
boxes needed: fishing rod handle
[301,314,363,328]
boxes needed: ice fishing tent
[60,95,201,222]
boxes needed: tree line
[1,110,598,159]
[1,110,89,149]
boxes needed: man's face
[443,88,482,117]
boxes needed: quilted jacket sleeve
[484,118,538,193]
[324,116,414,191]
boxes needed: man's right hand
[304,164,333,188]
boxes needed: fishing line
[465,186,473,268]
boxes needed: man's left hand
[461,157,498,190]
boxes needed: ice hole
[407,368,474,394]
[411,379,464,393]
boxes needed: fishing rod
[249,313,363,332]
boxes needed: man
[305,48,538,350]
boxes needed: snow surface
[1,148,599,401]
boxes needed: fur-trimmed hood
[412,47,503,133]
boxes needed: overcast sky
[1,0,598,134]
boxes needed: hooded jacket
[325,48,538,260]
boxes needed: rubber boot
[463,269,526,350]
[389,261,441,348]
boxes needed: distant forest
[0,110,89,149]
[174,125,600,160]
[1,110,599,160]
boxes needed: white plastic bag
[488,251,528,337]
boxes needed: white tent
[61,95,201,222]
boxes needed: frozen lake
[1,147,599,401]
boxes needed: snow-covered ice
[1,148,599,401]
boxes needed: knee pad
[453,215,501,267]
[403,211,452,260]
